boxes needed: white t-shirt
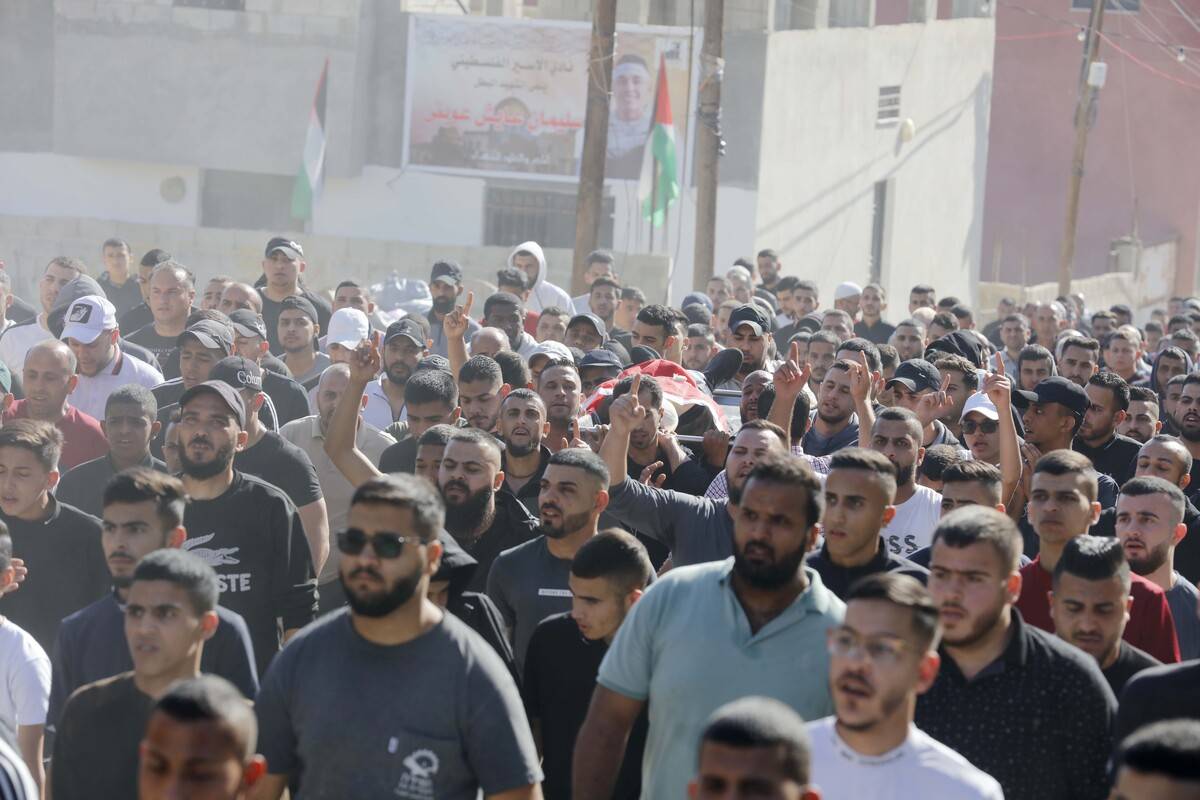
[882,485,943,557]
[807,717,1004,800]
[0,318,54,375]
[70,347,165,421]
[0,618,51,748]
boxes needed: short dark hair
[687,323,715,341]
[153,675,258,760]
[586,249,615,266]
[1053,534,1130,592]
[539,305,570,320]
[755,386,812,442]
[1061,335,1100,356]
[446,427,504,461]
[496,266,528,291]
[102,238,129,252]
[878,344,900,372]
[930,311,958,332]
[132,549,219,616]
[620,287,646,305]
[740,453,823,530]
[570,528,653,594]
[930,354,979,391]
[1142,434,1193,475]
[794,280,818,296]
[537,358,580,386]
[351,475,445,541]
[920,444,964,483]
[910,284,935,296]
[610,374,663,410]
[417,424,457,448]
[1018,344,1055,369]
[873,406,923,445]
[807,330,839,349]
[105,383,158,420]
[735,419,789,451]
[0,419,63,472]
[548,447,610,488]
[1115,720,1200,782]
[1033,449,1098,503]
[937,296,960,309]
[682,303,712,326]
[1119,475,1187,524]
[1128,385,1159,405]
[837,338,881,373]
[1088,371,1131,412]
[942,460,1002,495]
[636,304,676,339]
[847,572,941,650]
[590,276,621,294]
[405,369,459,408]
[483,292,523,317]
[140,248,172,268]
[829,447,897,499]
[459,355,503,387]
[493,350,531,388]
[932,506,1023,571]
[103,468,188,530]
[501,387,545,414]
[699,697,812,786]
[47,256,88,276]
[950,305,973,322]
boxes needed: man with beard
[1118,385,1162,443]
[252,475,542,800]
[175,380,316,676]
[498,389,551,510]
[484,292,538,359]
[738,370,772,423]
[869,408,944,558]
[1056,335,1100,386]
[802,360,860,457]
[487,448,610,670]
[807,574,1002,798]
[572,454,843,800]
[439,428,537,592]
[60,294,164,420]
[362,318,428,431]
[426,260,478,358]
[1114,477,1200,661]
[537,359,585,453]
[915,507,1116,800]
[713,305,777,392]
[608,374,711,496]
[1073,371,1141,486]
[1170,374,1200,500]
[888,320,927,363]
[458,355,509,433]
[1049,535,1161,696]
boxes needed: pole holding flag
[638,54,678,234]
[291,58,329,224]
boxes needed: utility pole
[692,0,725,292]
[1057,0,1106,297]
[572,0,618,296]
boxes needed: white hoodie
[508,241,574,314]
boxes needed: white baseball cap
[834,281,863,301]
[326,308,370,349]
[61,295,117,344]
[960,391,1000,422]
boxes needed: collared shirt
[914,609,1116,800]
[805,539,928,600]
[70,347,164,421]
[279,414,395,585]
[600,560,843,799]
[361,376,407,431]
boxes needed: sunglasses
[335,528,421,559]
[961,419,999,435]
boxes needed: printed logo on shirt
[182,534,253,593]
[394,748,439,800]
[886,533,918,557]
[538,588,572,598]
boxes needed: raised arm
[983,353,1021,509]
[598,373,646,486]
[847,352,877,449]
[766,341,810,445]
[323,333,384,487]
[444,291,474,380]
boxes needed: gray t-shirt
[255,610,541,798]
[486,536,573,671]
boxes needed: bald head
[27,339,76,373]
[219,283,263,315]
[315,363,353,430]
[23,339,79,419]
[471,327,510,358]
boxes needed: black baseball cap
[417,355,451,373]
[629,345,660,365]
[568,313,607,340]
[1012,376,1089,418]
[579,349,622,371]
[179,380,246,429]
[265,237,303,259]
[227,309,267,340]
[729,304,771,337]
[886,359,941,394]
[430,261,463,287]
[210,356,263,392]
[279,295,318,324]
[384,318,425,347]
[177,320,233,355]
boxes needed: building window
[200,170,299,231]
[1070,0,1139,12]
[175,0,245,9]
[876,86,901,127]
[484,186,614,249]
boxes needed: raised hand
[639,461,668,488]
[580,424,608,452]
[847,351,876,405]
[916,373,957,425]
[567,418,590,450]
[982,352,1013,410]
[442,291,475,341]
[0,557,25,596]
[349,331,382,384]
[702,429,731,468]
[773,341,811,398]
[608,373,648,433]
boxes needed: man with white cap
[305,307,370,410]
[834,282,863,321]
[60,295,163,420]
[528,340,573,385]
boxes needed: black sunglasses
[961,419,999,435]
[335,528,420,559]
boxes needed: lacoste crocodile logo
[182,533,241,566]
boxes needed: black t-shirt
[522,614,645,800]
[261,353,292,378]
[56,453,166,519]
[126,322,181,366]
[260,289,332,355]
[0,500,108,652]
[1073,433,1141,487]
[1102,640,1161,697]
[234,431,323,509]
[854,318,896,345]
[97,272,143,319]
[262,369,310,427]
[380,436,418,474]
[51,672,152,800]
[117,302,153,334]
[181,471,317,675]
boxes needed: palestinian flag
[291,58,329,221]
[638,54,678,228]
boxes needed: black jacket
[806,539,928,600]
[436,530,519,685]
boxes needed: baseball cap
[179,380,246,429]
[416,355,452,374]
[228,309,267,340]
[265,236,303,260]
[383,318,425,348]
[528,340,572,369]
[326,308,370,349]
[279,295,318,325]
[177,320,233,355]
[579,349,622,371]
[729,304,771,337]
[61,295,117,344]
[1012,376,1089,419]
[682,292,713,311]
[568,313,607,340]
[960,392,1000,422]
[430,261,463,287]
[886,359,942,394]
[209,356,263,393]
[835,282,863,301]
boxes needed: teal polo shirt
[598,558,845,799]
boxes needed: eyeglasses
[961,419,999,435]
[335,528,421,559]
[827,630,908,666]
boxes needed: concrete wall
[753,19,994,312]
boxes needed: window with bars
[484,186,614,249]
[877,86,901,127]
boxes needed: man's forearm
[572,715,633,800]
[767,389,802,444]
[856,397,875,449]
[599,427,632,485]
[448,327,468,379]
[297,500,331,574]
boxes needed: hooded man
[509,241,573,315]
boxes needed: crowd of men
[0,237,1198,799]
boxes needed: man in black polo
[1073,371,1141,486]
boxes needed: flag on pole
[291,58,329,221]
[638,54,678,228]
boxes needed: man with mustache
[915,507,1116,800]
[252,475,541,799]
[1073,371,1140,486]
[807,573,1002,798]
[1117,385,1162,443]
[176,380,316,676]
[426,260,478,357]
[458,355,509,433]
[487,448,610,670]
[438,428,537,593]
[1169,374,1200,502]
[498,389,551,511]
[573,454,843,800]
[362,318,429,431]
[869,408,944,559]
